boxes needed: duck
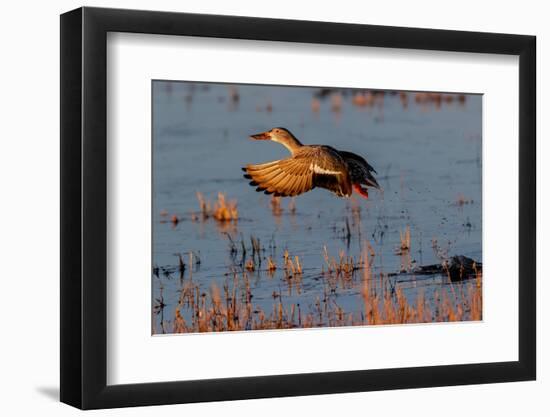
[242,127,380,199]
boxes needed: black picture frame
[60,6,536,410]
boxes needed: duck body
[243,128,380,199]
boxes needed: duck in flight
[242,127,380,199]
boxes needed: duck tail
[364,172,381,190]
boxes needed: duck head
[250,127,303,154]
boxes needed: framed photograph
[60,6,536,409]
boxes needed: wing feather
[284,175,300,197]
[254,167,283,183]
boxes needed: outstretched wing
[243,158,314,197]
[243,147,352,197]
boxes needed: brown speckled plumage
[243,127,379,199]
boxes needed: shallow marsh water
[152,81,482,333]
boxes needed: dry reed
[195,192,239,222]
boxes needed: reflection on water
[152,81,482,334]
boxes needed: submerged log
[414,255,481,281]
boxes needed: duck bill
[250,131,271,140]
